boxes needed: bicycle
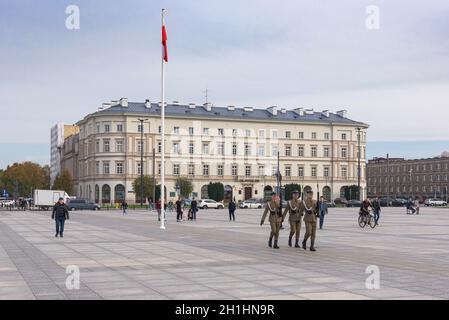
[358,209,376,229]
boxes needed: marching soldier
[260,192,282,249]
[302,190,319,251]
[282,190,303,248]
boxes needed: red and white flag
[162,14,168,62]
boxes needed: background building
[50,123,79,186]
[367,154,449,200]
[61,98,368,204]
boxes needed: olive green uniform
[261,200,282,248]
[302,197,319,251]
[282,198,303,247]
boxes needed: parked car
[347,200,362,207]
[391,198,407,207]
[326,201,336,208]
[334,198,348,206]
[239,199,264,209]
[424,198,448,206]
[67,199,101,211]
[198,199,225,209]
[380,198,390,207]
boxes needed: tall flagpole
[160,8,166,230]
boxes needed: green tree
[175,177,193,199]
[284,184,302,201]
[208,182,224,202]
[132,175,155,202]
[52,169,74,194]
[1,162,50,198]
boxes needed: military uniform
[282,198,303,247]
[261,199,282,249]
[302,196,319,251]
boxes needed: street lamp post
[138,118,148,208]
[356,128,361,201]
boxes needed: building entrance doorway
[244,187,252,200]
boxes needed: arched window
[102,185,111,204]
[114,184,125,203]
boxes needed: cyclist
[359,198,372,217]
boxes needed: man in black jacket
[52,197,69,237]
[228,199,236,221]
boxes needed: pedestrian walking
[228,199,236,221]
[302,191,319,251]
[190,197,198,221]
[52,197,69,238]
[282,190,303,247]
[121,201,128,215]
[260,192,282,249]
[414,198,420,215]
[406,198,416,214]
[372,196,381,225]
[318,196,328,230]
[176,198,183,222]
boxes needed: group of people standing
[260,190,328,251]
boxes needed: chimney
[280,108,287,114]
[111,100,119,106]
[267,106,278,116]
[293,108,304,116]
[305,108,314,115]
[120,98,128,108]
[144,99,151,109]
[321,110,330,117]
[203,102,212,112]
[172,101,180,106]
[243,106,254,112]
[337,110,347,118]
[227,105,235,111]
[188,103,196,109]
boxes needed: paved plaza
[0,206,448,300]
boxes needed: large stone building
[50,123,79,186]
[367,154,449,200]
[61,98,368,204]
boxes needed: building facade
[367,155,449,200]
[62,98,368,204]
[50,123,79,186]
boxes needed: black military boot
[310,241,316,252]
[273,240,280,249]
[268,237,273,248]
[288,236,292,247]
[295,239,300,248]
[302,240,307,250]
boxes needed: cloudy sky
[1,0,449,167]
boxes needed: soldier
[282,190,303,248]
[302,190,319,251]
[260,192,282,249]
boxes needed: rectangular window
[285,145,291,157]
[158,163,161,175]
[158,142,162,153]
[258,129,265,138]
[189,127,194,135]
[203,128,209,135]
[324,167,330,177]
[137,140,144,153]
[324,132,330,140]
[258,144,265,157]
[217,143,224,155]
[103,162,110,174]
[202,143,209,154]
[95,162,100,174]
[137,124,143,133]
[103,140,110,152]
[341,133,347,140]
[96,124,100,133]
[245,165,252,177]
[271,130,278,138]
[285,131,291,139]
[173,164,180,175]
[173,126,180,134]
[285,166,291,177]
[116,162,124,174]
[158,126,162,134]
[311,146,317,157]
[341,167,347,178]
[232,129,238,136]
[244,144,251,156]
[95,140,100,153]
[116,140,123,152]
[203,164,209,176]
[299,132,304,140]
[189,142,194,154]
[323,146,330,158]
[188,164,195,176]
[341,147,347,158]
[116,124,123,132]
[137,162,142,175]
[298,146,304,157]
[311,166,317,177]
[104,124,110,133]
[217,164,224,176]
[271,144,278,157]
[258,165,265,176]
[298,166,304,177]
[232,144,237,156]
[245,129,251,137]
[311,132,317,140]
[172,142,180,154]
[231,165,238,176]
[218,128,224,136]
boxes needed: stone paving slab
[0,207,449,299]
